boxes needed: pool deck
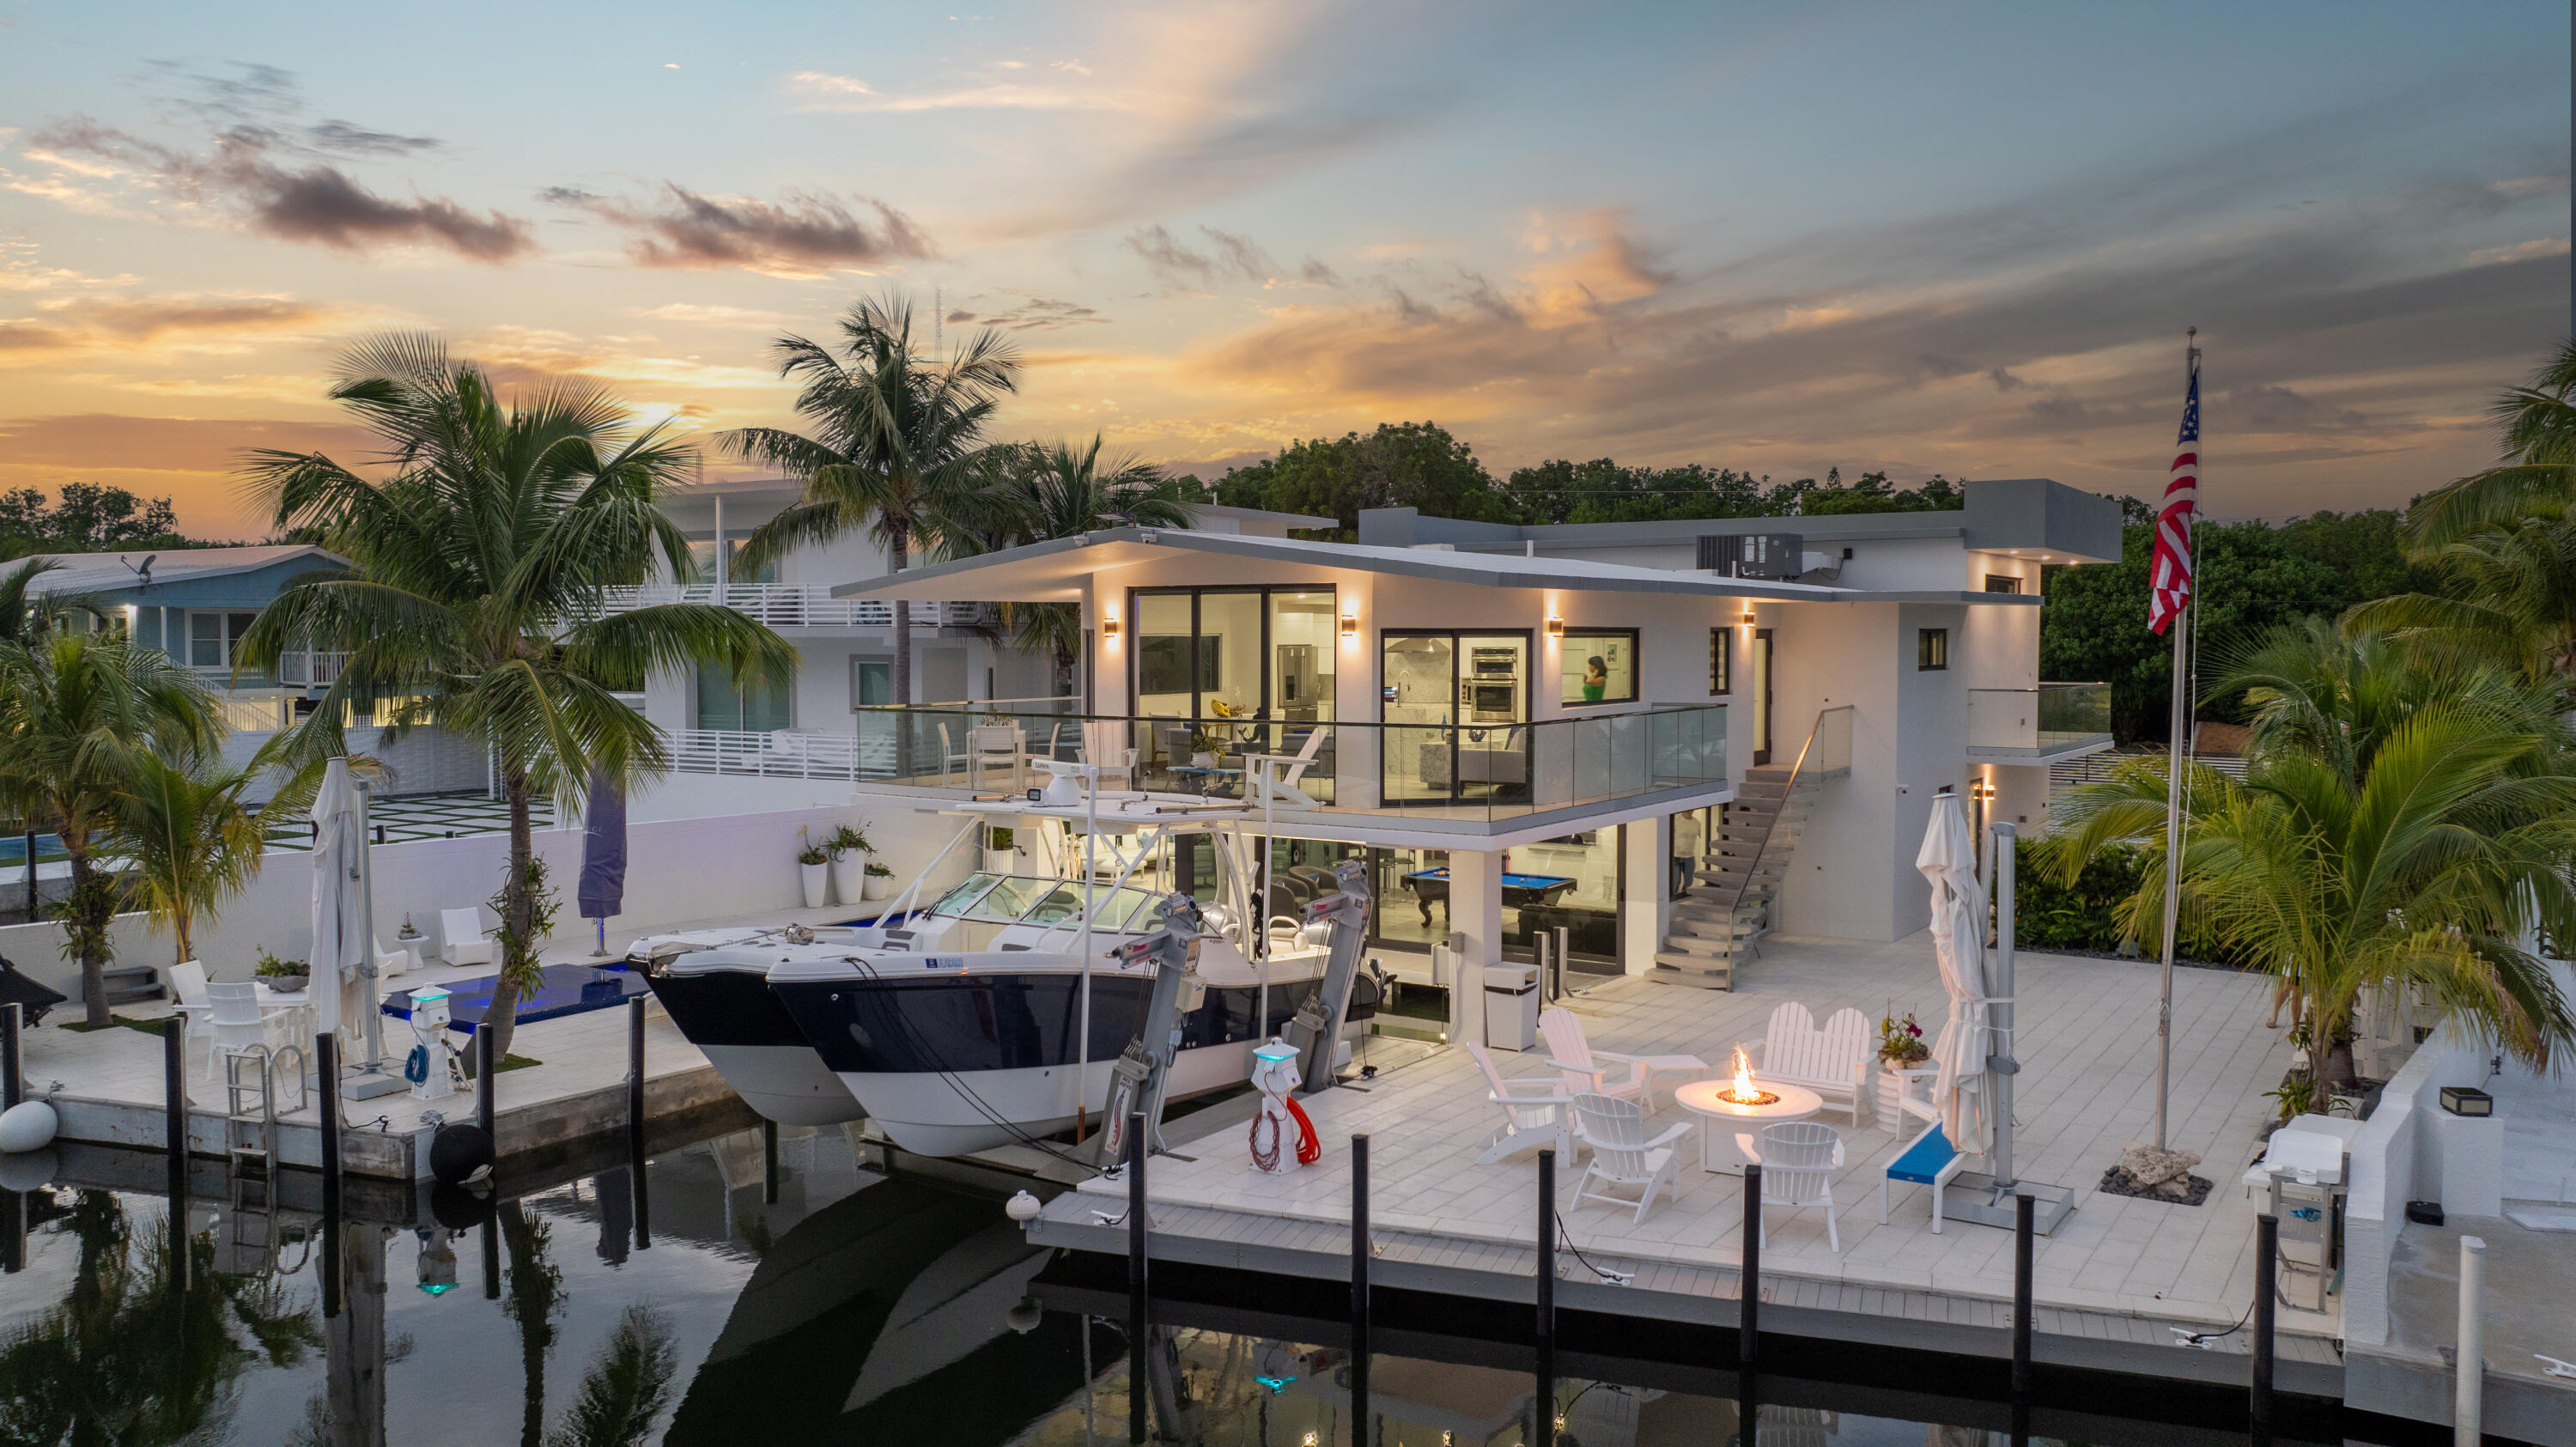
[1034,933,2347,1394]
[11,897,872,1181]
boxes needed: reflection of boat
[629,927,872,1126]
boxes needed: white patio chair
[1539,1008,1706,1110]
[204,981,294,1085]
[166,960,214,1024]
[1080,720,1139,789]
[1747,1002,1872,1125]
[969,721,1024,792]
[1246,726,1329,809]
[1735,1120,1848,1253]
[1571,1091,1691,1224]
[440,908,498,968]
[1467,1042,1581,1165]
[374,938,410,980]
[1880,1117,1965,1234]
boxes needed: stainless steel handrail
[1723,703,1853,915]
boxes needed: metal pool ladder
[221,1043,307,1274]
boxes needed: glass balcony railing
[1967,682,2111,754]
[848,702,1728,829]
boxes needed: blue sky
[0,1,2566,532]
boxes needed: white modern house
[809,477,2121,993]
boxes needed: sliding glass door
[1380,629,1530,806]
[1130,586,1339,793]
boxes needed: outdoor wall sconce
[1546,614,1565,637]
[1741,609,1757,626]
[1101,611,1121,640]
[1339,611,1358,638]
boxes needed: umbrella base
[1939,1171,2075,1234]
[341,1067,409,1101]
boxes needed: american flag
[2148,346,2200,635]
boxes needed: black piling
[314,1033,342,1197]
[762,1118,781,1205]
[476,1024,495,1138]
[626,997,649,1247]
[2,1000,21,1110]
[480,1212,501,1300]
[2012,1192,2035,1397]
[0,1183,21,1274]
[1536,1144,1556,1447]
[1740,1163,1762,1368]
[2252,1212,2278,1426]
[163,1018,188,1298]
[1127,1110,1147,1446]
[1351,1132,1370,1437]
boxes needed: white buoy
[0,1099,57,1154]
[1005,1189,1042,1224]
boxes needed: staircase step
[1650,956,1735,988]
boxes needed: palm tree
[2046,623,2576,1090]
[114,744,318,967]
[0,631,217,1025]
[238,335,796,1062]
[972,436,1191,696]
[0,556,106,644]
[2406,338,2576,544]
[499,1200,566,1447]
[721,293,1022,710]
[545,1304,678,1447]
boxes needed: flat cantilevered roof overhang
[829,527,2040,606]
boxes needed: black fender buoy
[428,1181,495,1229]
[428,1122,495,1187]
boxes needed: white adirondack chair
[1735,1120,1848,1252]
[1540,1007,1705,1110]
[1080,720,1139,788]
[1748,1003,1872,1124]
[1880,1117,1966,1233]
[1571,1092,1692,1224]
[1246,727,1329,808]
[441,908,498,968]
[204,981,294,1084]
[1467,1042,1581,1165]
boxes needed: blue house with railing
[21,544,349,728]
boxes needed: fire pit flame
[1714,1044,1779,1107]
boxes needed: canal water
[0,1122,2392,1445]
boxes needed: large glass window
[1380,631,1528,806]
[1559,628,1637,706]
[695,660,791,732]
[1132,586,1340,793]
[188,611,258,670]
[849,657,891,708]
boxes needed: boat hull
[642,961,867,1126]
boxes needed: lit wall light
[1740,609,1757,626]
[1545,613,1565,637]
[1339,609,1358,639]
[1100,607,1121,641]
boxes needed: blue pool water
[380,964,650,1031]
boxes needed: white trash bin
[1483,964,1540,1051]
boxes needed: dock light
[1545,613,1564,637]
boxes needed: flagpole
[2153,329,2198,1153]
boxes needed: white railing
[588,584,990,629]
[669,727,890,780]
[278,651,348,686]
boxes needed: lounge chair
[1467,1042,1581,1165]
[1736,1120,1847,1252]
[1571,1091,1691,1224]
[1748,1002,1872,1125]
[1246,726,1329,808]
[1539,1007,1706,1110]
[440,909,498,968]
[1880,1118,1965,1233]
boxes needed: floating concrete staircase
[1653,763,1823,990]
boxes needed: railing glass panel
[1968,682,2110,751]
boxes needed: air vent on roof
[1698,533,1802,579]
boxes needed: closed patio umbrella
[577,769,626,955]
[1915,791,1993,1155]
[308,758,372,1061]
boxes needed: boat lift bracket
[1287,859,1373,1097]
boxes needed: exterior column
[1621,819,1664,976]
[1446,848,1504,1047]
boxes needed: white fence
[277,650,347,685]
[588,584,989,630]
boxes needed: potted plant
[253,946,307,994]
[797,831,831,909]
[827,824,870,904]
[1874,1008,1931,1124]
[864,860,896,901]
[981,824,1016,875]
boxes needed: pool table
[1403,866,1578,927]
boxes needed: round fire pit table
[1672,1078,1824,1174]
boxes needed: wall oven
[1467,682,1518,721]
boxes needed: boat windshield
[926,873,1005,917]
[961,876,1057,921]
[1015,883,1162,931]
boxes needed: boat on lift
[627,923,877,1127]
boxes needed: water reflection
[0,1124,2369,1446]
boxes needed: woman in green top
[1582,655,1607,702]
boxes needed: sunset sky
[2,1,2568,538]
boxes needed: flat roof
[829,527,2039,605]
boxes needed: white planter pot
[1191,751,1217,768]
[830,855,864,904]
[799,862,829,909]
[863,873,894,901]
[981,848,1016,874]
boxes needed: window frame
[1983,574,2022,594]
[1708,627,1732,696]
[1917,627,1950,672]
[186,610,259,671]
[1558,626,1642,708]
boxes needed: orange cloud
[0,294,386,365]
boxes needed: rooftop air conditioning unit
[1698,533,1802,579]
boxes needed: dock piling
[2,1001,20,1110]
[1127,1110,1147,1446]
[763,1118,780,1205]
[1537,1143,1556,1446]
[480,1212,501,1300]
[1352,1133,1370,1439]
[315,1033,342,1195]
[2252,1212,2276,1426]
[625,996,645,1146]
[476,1024,495,1138]
[1740,1163,1761,1367]
[161,1018,186,1183]
[2012,1192,2034,1395]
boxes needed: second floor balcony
[589,584,990,631]
[1965,681,2112,763]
